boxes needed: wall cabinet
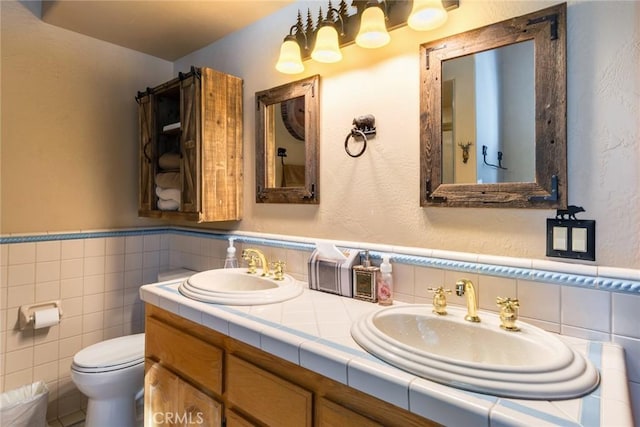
[137,66,243,222]
[144,305,438,427]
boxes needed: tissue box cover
[308,249,359,297]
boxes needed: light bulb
[275,35,304,74]
[311,24,342,63]
[355,5,390,49]
[408,0,448,31]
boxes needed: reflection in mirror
[420,3,567,208]
[442,41,535,184]
[256,75,320,204]
[266,96,306,188]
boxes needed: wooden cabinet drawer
[226,355,312,427]
[146,316,223,395]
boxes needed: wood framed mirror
[256,75,320,204]
[255,75,320,204]
[420,4,567,208]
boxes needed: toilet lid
[73,333,145,370]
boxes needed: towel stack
[156,153,181,211]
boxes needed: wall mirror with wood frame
[255,75,319,204]
[420,3,567,208]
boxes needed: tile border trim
[2,226,639,295]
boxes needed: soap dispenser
[353,251,380,302]
[377,255,393,306]
[224,237,239,269]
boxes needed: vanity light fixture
[275,25,306,74]
[355,2,390,49]
[275,0,460,75]
[407,0,449,31]
[311,9,345,63]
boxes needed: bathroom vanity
[140,277,633,427]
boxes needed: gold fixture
[242,249,271,277]
[496,297,520,331]
[271,261,286,281]
[407,0,448,31]
[428,286,451,315]
[275,0,460,74]
[455,279,480,322]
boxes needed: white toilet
[70,333,145,427]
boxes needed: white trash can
[0,381,49,427]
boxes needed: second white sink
[178,268,303,305]
[351,304,600,399]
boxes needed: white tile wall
[0,233,167,423]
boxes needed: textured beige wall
[175,0,640,268]
[2,1,638,269]
[1,1,172,234]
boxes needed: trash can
[0,381,49,427]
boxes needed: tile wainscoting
[1,226,638,424]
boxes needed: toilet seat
[72,333,145,373]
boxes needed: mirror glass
[256,75,320,204]
[420,4,567,208]
[265,96,307,188]
[441,41,535,184]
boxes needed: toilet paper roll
[33,307,60,329]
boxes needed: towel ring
[345,129,368,158]
[344,114,376,158]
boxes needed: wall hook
[345,114,376,158]
[458,142,473,163]
[482,145,508,170]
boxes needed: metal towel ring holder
[344,114,376,158]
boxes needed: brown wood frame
[255,75,320,204]
[420,3,567,208]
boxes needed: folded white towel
[157,199,179,211]
[158,153,181,170]
[155,186,181,203]
[155,172,180,189]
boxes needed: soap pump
[377,255,393,306]
[224,237,239,268]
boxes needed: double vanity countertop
[140,277,634,427]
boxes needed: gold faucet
[428,287,452,315]
[496,297,520,331]
[242,248,271,276]
[455,279,480,322]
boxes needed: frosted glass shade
[311,24,342,63]
[355,6,390,49]
[407,0,448,31]
[276,37,304,74]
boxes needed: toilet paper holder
[19,300,64,330]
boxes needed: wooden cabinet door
[179,73,201,214]
[316,397,383,427]
[225,409,257,427]
[179,380,222,427]
[226,355,312,427]
[138,92,156,213]
[145,361,180,427]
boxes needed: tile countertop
[140,278,634,427]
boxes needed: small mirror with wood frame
[420,3,567,208]
[256,75,320,204]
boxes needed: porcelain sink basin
[178,268,303,305]
[350,305,599,399]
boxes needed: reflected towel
[158,153,181,170]
[157,199,179,211]
[155,186,181,203]
[155,172,180,189]
[282,164,305,187]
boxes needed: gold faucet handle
[245,254,258,274]
[428,287,452,315]
[271,260,286,281]
[496,297,520,331]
